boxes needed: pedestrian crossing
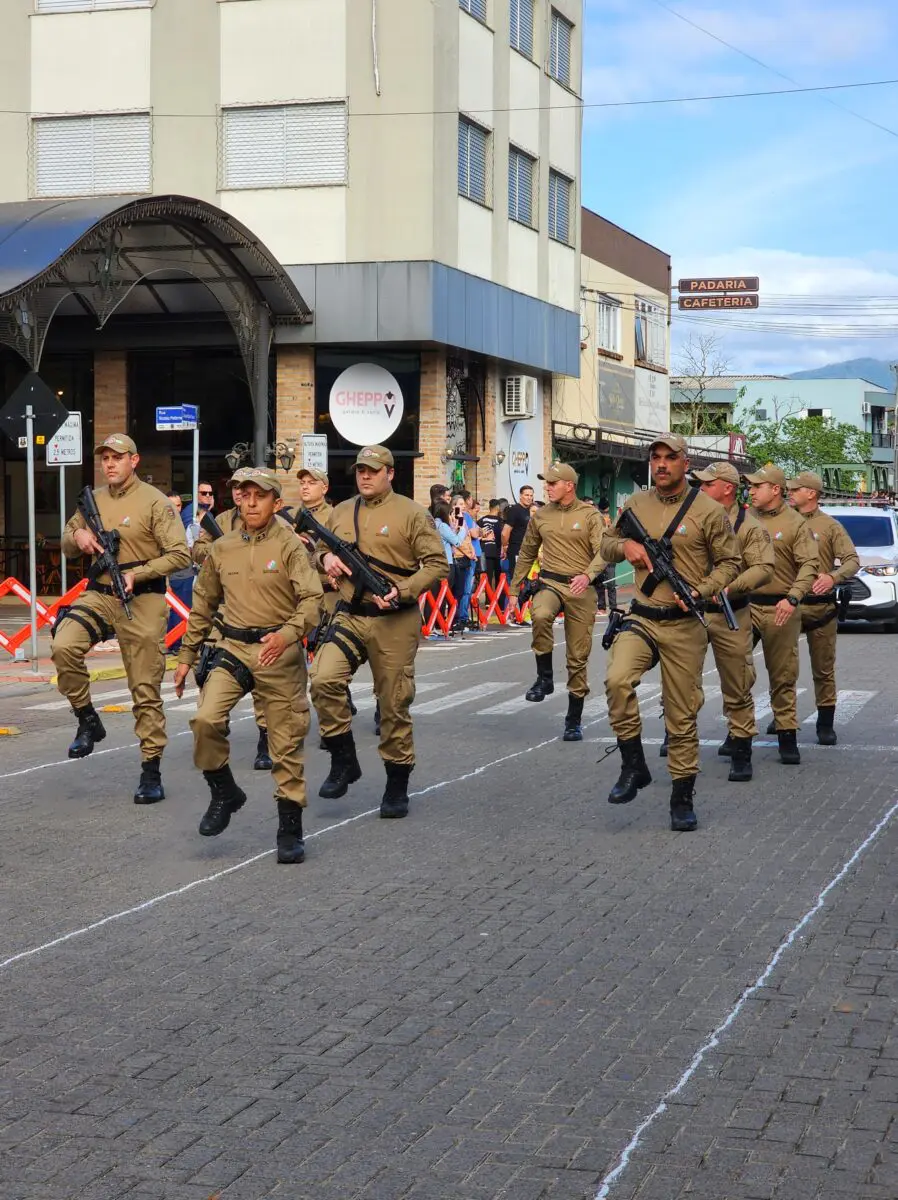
[802,689,875,724]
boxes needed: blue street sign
[155,405,197,431]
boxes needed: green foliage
[733,398,872,482]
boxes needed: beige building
[0,0,582,553]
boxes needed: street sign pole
[192,406,200,529]
[25,405,39,672]
[59,465,67,598]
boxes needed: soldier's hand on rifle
[812,573,835,595]
[372,586,400,611]
[673,588,700,613]
[323,552,353,585]
[121,570,135,597]
[569,573,590,597]
[173,663,190,698]
[621,538,653,572]
[73,526,103,556]
[258,630,288,667]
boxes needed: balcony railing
[870,432,894,448]
[551,420,755,471]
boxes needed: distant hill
[789,358,894,390]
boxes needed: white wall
[31,9,151,113]
[458,11,494,124]
[507,222,539,296]
[508,52,539,154]
[219,188,347,263]
[457,197,493,281]
[220,0,346,104]
[548,239,576,308]
[494,376,547,499]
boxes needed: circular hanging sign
[328,363,404,446]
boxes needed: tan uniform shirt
[179,518,323,665]
[727,503,775,597]
[601,486,741,605]
[750,504,820,601]
[62,473,189,585]
[320,489,448,605]
[803,508,860,583]
[511,499,605,590]
[192,506,243,566]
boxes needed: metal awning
[552,420,756,473]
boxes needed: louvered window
[458,116,490,206]
[32,113,151,197]
[510,0,534,56]
[36,1,151,11]
[459,0,487,20]
[508,146,535,227]
[221,103,348,189]
[548,169,572,243]
[549,10,573,87]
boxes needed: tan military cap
[538,460,579,484]
[297,466,329,484]
[692,461,740,486]
[94,433,137,456]
[240,467,282,496]
[354,445,394,469]
[743,465,787,488]
[227,467,253,485]
[786,471,823,492]
[649,433,688,454]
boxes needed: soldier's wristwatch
[786,595,799,607]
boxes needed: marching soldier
[602,435,740,831]
[53,434,189,802]
[172,469,323,863]
[691,462,774,781]
[787,471,860,744]
[193,468,273,771]
[309,445,447,818]
[743,465,820,764]
[510,461,606,741]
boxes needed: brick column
[275,344,315,511]
[93,351,127,485]
[416,349,447,506]
[478,364,498,501]
[542,373,554,473]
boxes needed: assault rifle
[200,512,225,541]
[617,507,707,628]
[77,486,133,621]
[294,507,399,608]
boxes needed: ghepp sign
[329,363,404,446]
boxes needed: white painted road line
[803,688,876,724]
[413,680,513,714]
[739,688,807,725]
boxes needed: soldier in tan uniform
[602,435,741,831]
[172,469,323,863]
[53,433,189,802]
[510,461,605,741]
[744,465,820,764]
[309,445,447,819]
[690,461,775,782]
[787,470,860,744]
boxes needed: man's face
[101,449,138,487]
[699,478,731,506]
[649,447,687,491]
[197,484,214,511]
[299,475,328,508]
[240,483,276,529]
[787,485,818,514]
[169,494,182,513]
[230,483,244,506]
[546,479,575,504]
[356,463,393,499]
[520,488,534,509]
[749,482,780,511]
[438,488,451,506]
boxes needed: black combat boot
[199,765,247,835]
[253,726,273,771]
[718,733,735,757]
[134,758,165,804]
[276,799,305,863]
[318,731,362,799]
[777,729,801,765]
[348,687,358,717]
[374,700,381,738]
[670,776,698,831]
[816,705,837,746]
[727,737,753,782]
[380,761,412,819]
[607,736,652,804]
[660,729,669,758]
[765,718,777,736]
[525,652,554,702]
[563,694,584,742]
[67,704,106,759]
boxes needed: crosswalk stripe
[804,689,876,724]
[476,688,562,715]
[751,688,807,725]
[27,683,181,712]
[414,680,512,714]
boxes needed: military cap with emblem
[240,467,282,496]
[94,433,137,456]
[649,432,688,454]
[297,466,329,484]
[354,445,394,469]
[227,466,254,485]
[742,465,787,488]
[691,461,740,486]
[786,471,824,492]
[538,460,579,484]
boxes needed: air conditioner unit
[503,375,537,419]
[861,402,871,416]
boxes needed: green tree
[734,395,872,482]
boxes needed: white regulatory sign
[328,363,404,446]
[301,434,328,473]
[46,412,82,466]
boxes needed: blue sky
[580,0,898,374]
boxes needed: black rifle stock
[77,486,133,621]
[617,507,708,627]
[294,507,399,608]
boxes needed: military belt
[219,622,281,643]
[346,599,418,618]
[87,577,165,598]
[704,595,748,614]
[749,593,789,606]
[540,570,576,584]
[629,600,691,622]
[801,592,836,606]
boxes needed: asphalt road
[0,622,896,1200]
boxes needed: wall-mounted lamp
[266,441,296,473]
[225,442,252,472]
[440,441,457,464]
[492,450,506,467]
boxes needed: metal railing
[551,421,755,471]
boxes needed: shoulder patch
[426,514,437,529]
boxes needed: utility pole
[891,363,898,494]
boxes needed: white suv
[821,503,898,628]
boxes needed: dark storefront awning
[552,420,755,474]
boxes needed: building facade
[0,0,583,547]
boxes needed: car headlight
[864,564,898,576]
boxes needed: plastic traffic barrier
[0,576,89,656]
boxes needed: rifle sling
[351,498,417,577]
[638,488,700,597]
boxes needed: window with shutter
[549,10,573,87]
[508,147,535,227]
[458,0,487,20]
[220,103,348,189]
[36,1,151,12]
[509,0,534,56]
[32,113,151,197]
[458,116,490,206]
[596,296,622,353]
[547,169,572,243]
[635,298,666,367]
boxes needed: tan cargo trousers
[606,613,708,779]
[531,585,597,697]
[190,640,310,806]
[52,589,167,759]
[801,605,838,707]
[707,605,757,738]
[751,603,801,730]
